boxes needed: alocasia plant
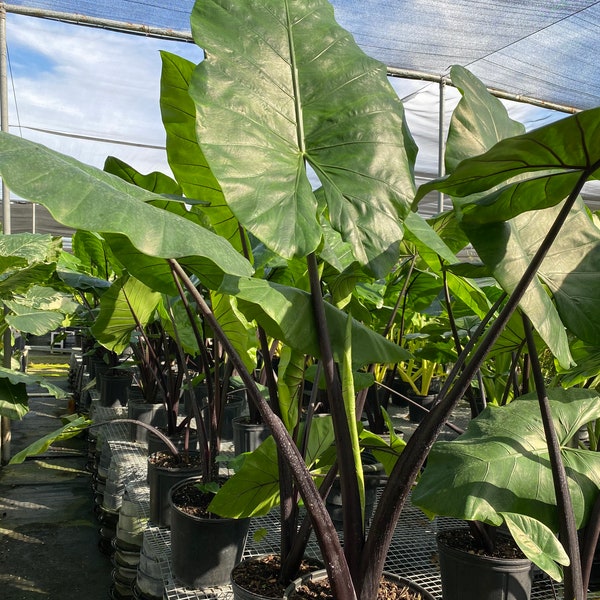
[0,233,79,419]
[412,390,600,581]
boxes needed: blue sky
[5,13,202,175]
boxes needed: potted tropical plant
[411,390,600,599]
[405,64,600,600]
[165,17,412,580]
[168,474,252,589]
[165,25,593,596]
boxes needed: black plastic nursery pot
[407,393,437,423]
[437,529,534,600]
[146,427,199,455]
[169,476,250,589]
[99,370,133,408]
[127,396,168,443]
[222,395,247,439]
[231,555,282,600]
[147,451,203,528]
[232,415,271,455]
[384,377,411,408]
[91,356,111,390]
[284,569,436,600]
[231,554,323,600]
[325,453,385,528]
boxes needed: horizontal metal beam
[3,3,193,42]
[387,66,579,115]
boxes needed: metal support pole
[1,4,11,464]
[1,6,10,232]
[437,78,446,214]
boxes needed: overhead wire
[462,0,600,70]
[16,125,166,149]
[6,43,22,138]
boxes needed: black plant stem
[358,177,587,600]
[468,520,496,554]
[510,351,521,398]
[168,259,356,600]
[388,256,417,337]
[306,252,363,578]
[356,256,416,422]
[438,292,507,402]
[165,301,210,478]
[443,267,481,419]
[170,264,212,475]
[257,328,297,568]
[500,342,526,406]
[257,329,280,420]
[581,492,600,593]
[521,352,531,395]
[442,266,462,357]
[159,328,179,435]
[523,313,584,600]
[122,288,165,404]
[282,463,340,582]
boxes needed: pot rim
[168,475,249,523]
[436,527,532,566]
[283,568,435,600]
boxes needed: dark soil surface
[170,477,230,518]
[148,450,203,470]
[288,575,429,600]
[438,527,527,559]
[231,554,322,598]
[170,479,213,516]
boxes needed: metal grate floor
[97,414,566,600]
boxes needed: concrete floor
[0,351,113,600]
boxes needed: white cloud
[6,13,202,172]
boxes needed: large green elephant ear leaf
[209,415,335,519]
[4,286,77,336]
[0,133,253,290]
[443,65,525,174]
[9,415,91,463]
[466,198,600,357]
[91,275,162,354]
[0,233,58,265]
[219,275,410,368]
[104,155,182,196]
[71,230,120,281]
[417,69,600,369]
[501,512,569,582]
[557,340,600,388]
[412,388,600,533]
[0,234,58,296]
[190,0,416,277]
[416,105,600,224]
[210,291,258,374]
[160,51,249,256]
[0,366,68,420]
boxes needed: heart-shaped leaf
[190,0,416,276]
